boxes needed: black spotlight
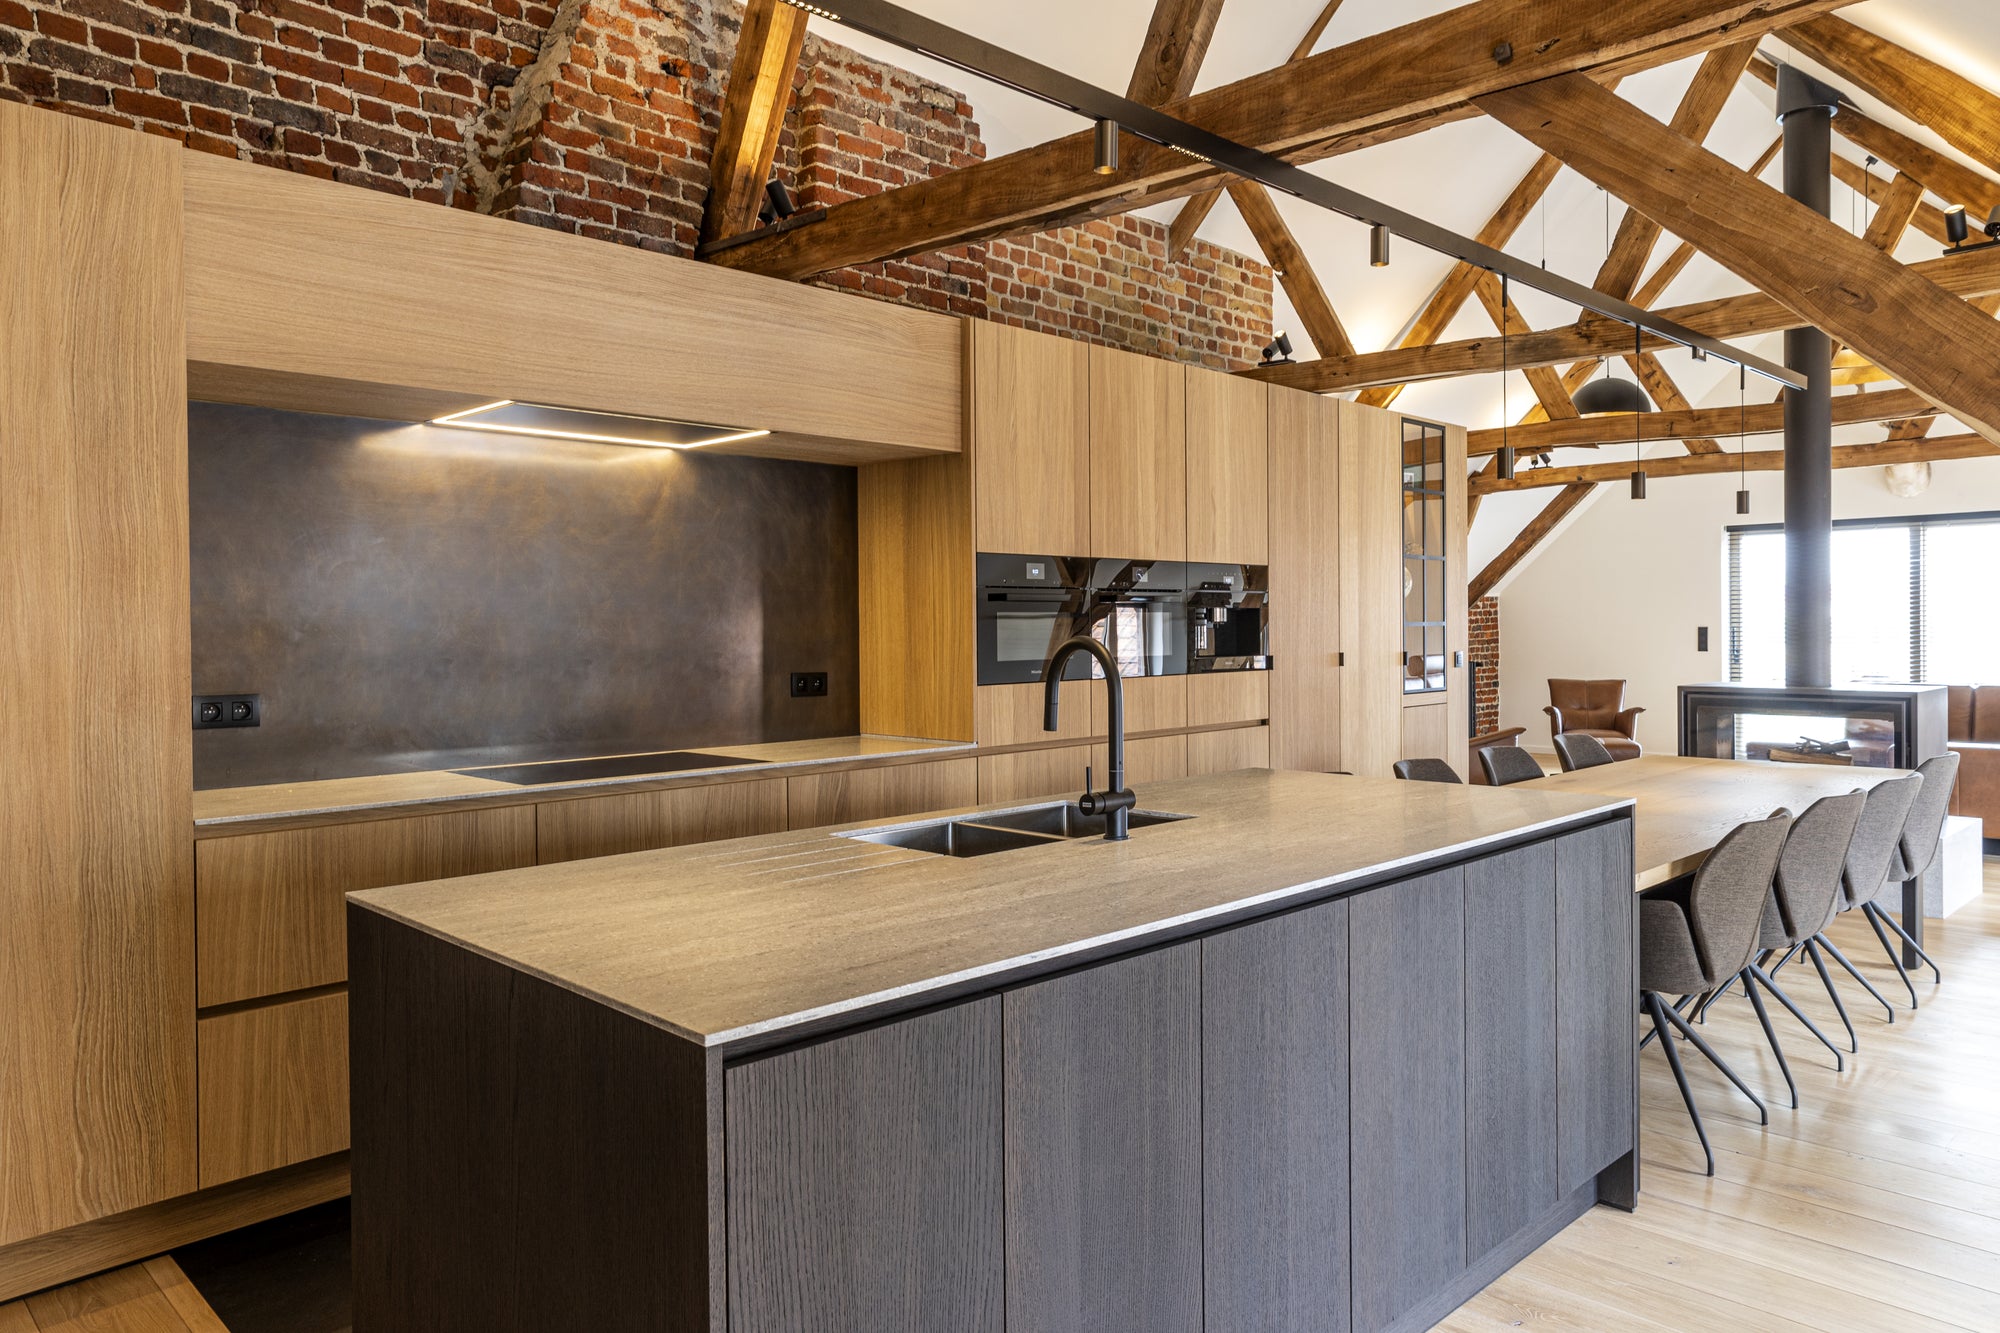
[1985,205,2000,240]
[765,178,797,221]
[1946,204,1969,247]
[1260,331,1295,366]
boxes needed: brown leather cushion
[1949,740,2000,823]
[1572,729,1642,761]
[1549,678,1627,732]
[1975,686,2000,742]
[1949,685,1975,741]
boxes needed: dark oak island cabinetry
[348,771,1636,1333]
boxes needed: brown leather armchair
[1946,685,2000,843]
[1545,679,1644,761]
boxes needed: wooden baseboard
[0,1153,349,1304]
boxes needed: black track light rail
[783,0,1807,390]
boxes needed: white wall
[1495,455,2000,755]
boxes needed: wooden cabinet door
[971,321,1089,555]
[1187,725,1269,776]
[726,999,1004,1333]
[197,806,537,1006]
[976,745,1092,805]
[1186,366,1269,563]
[535,777,787,864]
[1465,842,1559,1260]
[787,758,977,830]
[198,991,349,1188]
[1004,944,1202,1333]
[1267,387,1341,772]
[1556,821,1638,1196]
[1203,900,1349,1332]
[1089,345,1186,559]
[1337,400,1406,782]
[1349,866,1467,1332]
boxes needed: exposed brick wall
[0,0,1272,368]
[1470,595,1500,737]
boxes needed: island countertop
[348,768,1632,1053]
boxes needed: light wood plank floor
[0,1258,226,1333]
[1442,864,2000,1333]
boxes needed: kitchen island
[347,768,1638,1333]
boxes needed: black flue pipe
[1778,65,1841,690]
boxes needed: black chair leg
[1860,903,1921,1008]
[1657,991,1769,1125]
[1869,898,1943,986]
[1646,992,1715,1176]
[1741,969,1798,1109]
[1641,993,1703,1051]
[1749,963,1844,1072]
[1765,941,1804,981]
[1803,939,1858,1053]
[1820,935,1897,1025]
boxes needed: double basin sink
[841,802,1193,858]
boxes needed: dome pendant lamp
[1580,189,1652,420]
[1497,273,1515,481]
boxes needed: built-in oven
[975,553,1094,685]
[1079,558,1189,679]
[1185,563,1271,672]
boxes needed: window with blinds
[1727,511,2000,686]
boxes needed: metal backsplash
[190,404,859,790]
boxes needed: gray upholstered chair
[1788,772,1924,1025]
[1864,752,1959,1001]
[1392,757,1462,784]
[1553,733,1616,772]
[1699,793,1865,1106]
[1477,744,1545,786]
[1639,811,1792,1176]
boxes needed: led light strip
[430,401,772,450]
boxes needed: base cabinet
[353,819,1636,1333]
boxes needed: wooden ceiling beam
[1588,40,1758,305]
[1167,0,1347,259]
[1625,353,1724,453]
[1748,56,2000,218]
[1776,15,2000,177]
[1834,155,1950,245]
[1478,73,2000,439]
[1629,136,1783,309]
[1127,0,1227,106]
[700,0,809,245]
[1227,181,1355,358]
[707,0,1856,280]
[1470,484,1598,600]
[1472,432,1994,494]
[1254,217,2000,392]
[1471,271,1580,421]
[1468,386,1938,455]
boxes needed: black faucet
[1042,635,1136,841]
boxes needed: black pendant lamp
[1629,324,1647,500]
[1735,364,1752,514]
[1497,274,1515,480]
[1581,188,1653,420]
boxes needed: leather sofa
[1946,686,2000,840]
[1545,678,1644,761]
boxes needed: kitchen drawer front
[1188,671,1269,728]
[1187,726,1269,777]
[536,776,788,865]
[976,680,1093,748]
[788,758,978,831]
[1092,734,1187,787]
[198,990,349,1189]
[975,744,1092,805]
[197,806,536,1007]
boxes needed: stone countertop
[349,769,1633,1055]
[191,734,975,828]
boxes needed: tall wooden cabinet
[1267,388,1342,772]
[971,321,1090,556]
[1185,368,1269,564]
[1089,345,1187,559]
[1336,400,1406,783]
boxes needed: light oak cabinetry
[1188,672,1268,729]
[1337,400,1408,783]
[1186,368,1270,563]
[977,746,1095,804]
[197,993,350,1189]
[977,679,1094,748]
[1188,726,1270,776]
[971,320,1090,555]
[787,758,979,829]
[196,807,537,1007]
[1089,345,1188,559]
[0,102,196,1246]
[536,777,788,864]
[1267,387,1342,772]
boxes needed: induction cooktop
[458,750,767,786]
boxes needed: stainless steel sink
[974,803,1194,840]
[847,821,1064,858]
[839,803,1194,858]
